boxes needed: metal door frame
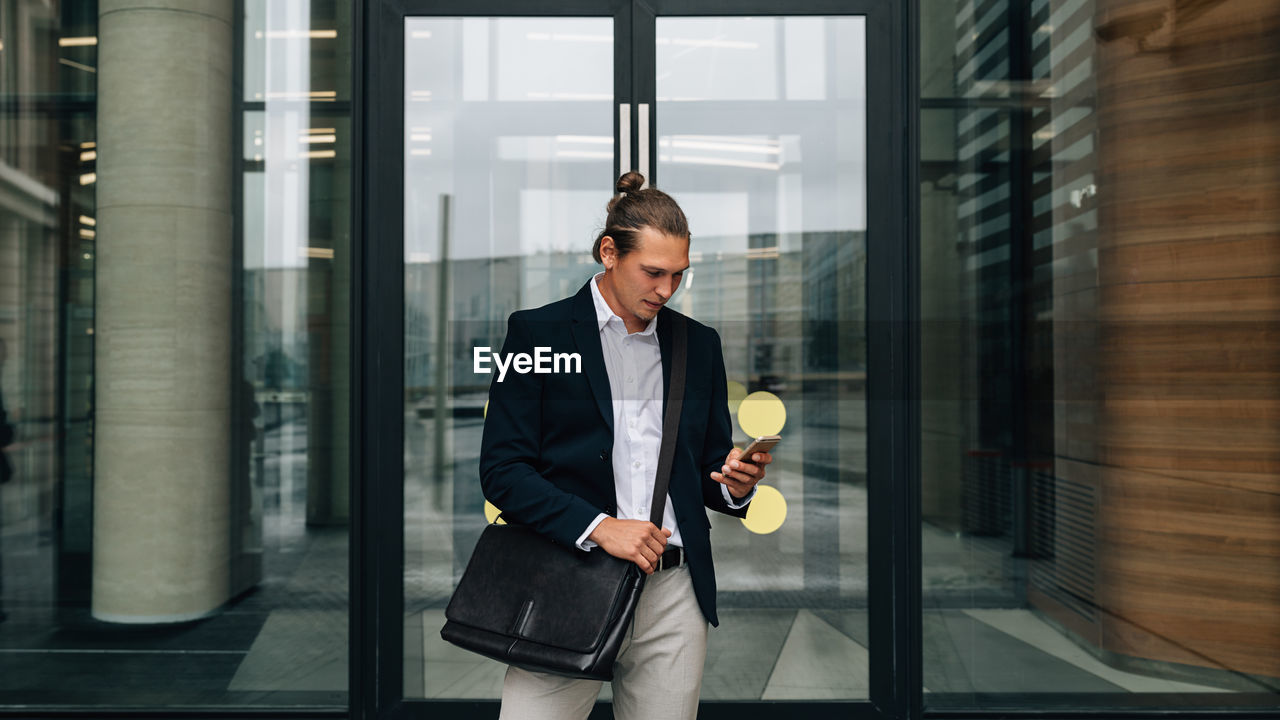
[353,2,916,718]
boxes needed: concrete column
[93,0,234,622]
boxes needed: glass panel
[236,0,353,703]
[920,0,1280,709]
[401,16,614,699]
[656,15,869,701]
[0,0,350,707]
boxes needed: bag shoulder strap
[650,312,687,527]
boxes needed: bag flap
[445,523,641,654]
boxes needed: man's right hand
[588,517,671,574]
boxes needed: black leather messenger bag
[440,313,688,681]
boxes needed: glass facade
[0,0,1275,715]
[0,0,349,707]
[919,0,1280,708]
[654,15,869,701]
[400,15,618,699]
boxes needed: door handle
[638,103,650,187]
[619,103,631,177]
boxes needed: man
[479,174,773,720]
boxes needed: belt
[656,546,685,572]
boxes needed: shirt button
[626,376,634,383]
[639,506,648,516]
[633,460,641,469]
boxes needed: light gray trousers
[498,565,708,720]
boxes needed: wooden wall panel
[1091,0,1280,679]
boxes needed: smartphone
[740,435,780,459]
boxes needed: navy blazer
[479,280,747,626]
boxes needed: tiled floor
[0,411,1266,706]
[404,605,1230,701]
[0,512,1252,707]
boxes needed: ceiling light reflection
[257,90,338,101]
[655,37,757,50]
[555,150,612,159]
[526,32,611,43]
[665,139,780,155]
[555,135,611,144]
[669,155,780,171]
[255,29,338,40]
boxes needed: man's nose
[656,277,676,300]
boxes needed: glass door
[359,1,908,717]
[645,13,871,702]
[398,12,621,700]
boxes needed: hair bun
[616,171,645,195]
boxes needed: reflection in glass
[0,0,349,707]
[920,0,1280,708]
[401,17,615,699]
[656,15,869,701]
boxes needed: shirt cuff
[722,484,755,509]
[576,513,609,550]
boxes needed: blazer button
[600,449,609,462]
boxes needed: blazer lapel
[570,282,614,432]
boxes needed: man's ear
[599,236,616,268]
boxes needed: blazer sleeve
[479,312,604,548]
[699,327,750,518]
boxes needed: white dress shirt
[577,273,750,551]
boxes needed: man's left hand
[711,448,773,499]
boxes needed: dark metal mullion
[925,705,1280,719]
[904,1,924,717]
[229,0,247,640]
[396,0,621,13]
[240,101,354,112]
[632,2,655,184]
[648,0,868,14]
[865,0,919,717]
[354,1,409,720]
[616,0,634,179]
[351,0,369,717]
[399,703,895,720]
[375,0,409,714]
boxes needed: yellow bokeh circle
[726,381,748,417]
[737,390,786,438]
[741,485,787,534]
[483,501,505,525]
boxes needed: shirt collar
[590,272,658,337]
